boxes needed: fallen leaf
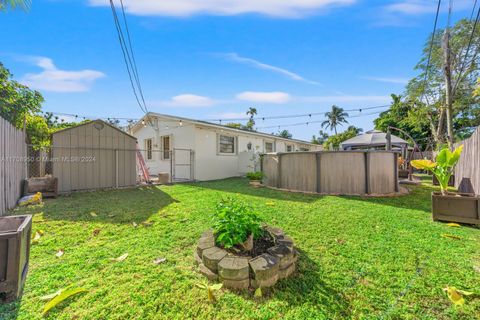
[132,222,138,227]
[92,229,101,237]
[110,253,128,262]
[153,257,167,265]
[55,249,64,258]
[447,223,461,227]
[43,287,87,315]
[141,221,154,227]
[40,290,62,301]
[89,212,97,217]
[444,286,474,306]
[254,287,262,298]
[441,234,462,240]
[32,230,44,244]
[266,202,275,206]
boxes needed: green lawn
[1,176,479,320]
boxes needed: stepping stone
[218,257,250,281]
[197,237,215,258]
[202,247,227,272]
[279,263,296,279]
[199,263,218,281]
[249,253,279,286]
[266,226,285,239]
[200,229,214,241]
[267,245,295,269]
[220,277,250,290]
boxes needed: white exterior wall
[133,115,322,181]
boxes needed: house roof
[340,129,408,149]
[132,112,319,146]
[52,119,137,140]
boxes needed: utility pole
[442,2,455,149]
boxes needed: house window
[299,147,310,151]
[286,145,293,152]
[161,135,171,160]
[265,141,274,153]
[219,135,235,154]
[144,138,152,160]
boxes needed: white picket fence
[0,117,27,215]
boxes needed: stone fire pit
[194,226,297,290]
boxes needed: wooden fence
[454,127,480,195]
[0,117,27,216]
[262,151,398,195]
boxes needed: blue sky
[0,0,473,141]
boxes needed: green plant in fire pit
[411,145,463,195]
[213,198,263,249]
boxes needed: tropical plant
[311,130,329,145]
[195,280,223,303]
[213,198,263,249]
[277,129,292,139]
[321,105,348,135]
[245,107,257,131]
[0,0,30,11]
[411,145,463,195]
[246,171,264,181]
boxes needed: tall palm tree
[245,107,257,131]
[321,105,349,135]
[0,0,30,11]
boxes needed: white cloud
[299,95,391,104]
[217,53,320,85]
[383,0,471,15]
[236,91,291,104]
[89,0,355,18]
[22,56,105,92]
[162,94,216,107]
[361,76,409,84]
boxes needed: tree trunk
[442,30,454,149]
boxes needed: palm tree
[321,105,349,135]
[245,107,257,131]
[0,0,31,10]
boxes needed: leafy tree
[321,105,348,135]
[311,130,329,145]
[323,126,362,150]
[225,122,243,129]
[405,19,480,147]
[0,0,30,11]
[474,78,480,97]
[374,94,432,149]
[245,107,257,131]
[277,129,292,139]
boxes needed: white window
[218,134,236,154]
[144,138,153,160]
[161,135,171,160]
[286,145,293,152]
[265,141,274,153]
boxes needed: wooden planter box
[398,169,409,179]
[432,175,455,187]
[23,176,58,198]
[432,192,480,225]
[0,215,32,302]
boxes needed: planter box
[398,169,409,179]
[23,176,58,198]
[249,180,262,188]
[432,192,480,225]
[432,175,455,187]
[0,215,32,302]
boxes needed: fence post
[277,154,282,189]
[364,152,370,195]
[115,149,119,188]
[316,152,321,193]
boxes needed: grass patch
[1,176,479,319]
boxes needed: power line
[452,1,480,92]
[109,0,148,114]
[419,0,442,105]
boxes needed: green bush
[246,171,264,181]
[213,198,263,248]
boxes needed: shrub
[246,171,264,181]
[411,145,463,195]
[213,198,263,248]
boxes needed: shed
[51,120,137,193]
[340,130,408,151]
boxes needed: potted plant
[411,145,479,224]
[246,172,264,187]
[397,156,409,179]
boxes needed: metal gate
[170,148,194,182]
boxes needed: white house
[130,112,322,181]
